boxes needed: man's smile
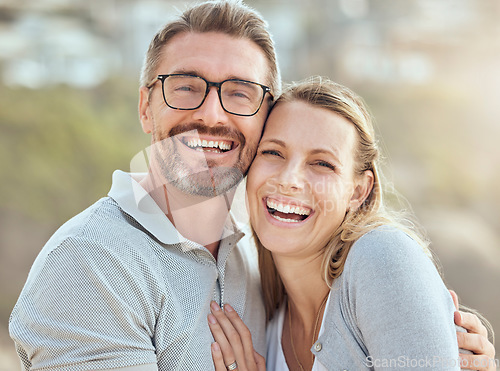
[180,136,236,153]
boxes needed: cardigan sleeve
[342,227,460,370]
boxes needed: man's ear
[349,170,374,211]
[139,86,153,134]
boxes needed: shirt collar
[108,170,244,248]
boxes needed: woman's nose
[277,161,305,193]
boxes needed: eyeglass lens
[162,75,264,115]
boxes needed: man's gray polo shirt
[9,170,266,370]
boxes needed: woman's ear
[139,86,153,134]
[349,170,374,211]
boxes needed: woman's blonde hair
[140,0,281,98]
[256,76,431,320]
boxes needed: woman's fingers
[210,302,247,364]
[212,342,230,371]
[208,301,265,371]
[224,304,258,365]
[208,312,238,369]
[254,350,266,371]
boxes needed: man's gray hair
[140,0,281,99]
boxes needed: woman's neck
[275,252,331,371]
[275,253,330,323]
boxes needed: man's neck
[140,174,236,257]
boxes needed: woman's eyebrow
[259,138,286,147]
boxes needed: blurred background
[0,0,499,368]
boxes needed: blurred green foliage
[0,78,148,225]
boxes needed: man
[9,1,494,370]
[10,2,275,370]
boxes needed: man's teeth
[185,138,232,151]
[266,199,311,216]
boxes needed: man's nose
[191,87,229,126]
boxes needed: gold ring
[226,361,238,370]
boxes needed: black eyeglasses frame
[147,74,273,117]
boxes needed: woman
[208,77,495,371]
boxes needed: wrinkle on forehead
[158,31,269,86]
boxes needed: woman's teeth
[266,198,311,223]
[272,215,302,223]
[267,198,311,215]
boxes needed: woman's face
[247,100,369,257]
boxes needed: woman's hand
[450,290,496,371]
[208,301,266,371]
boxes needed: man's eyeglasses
[147,74,273,117]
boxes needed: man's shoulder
[21,196,166,298]
[36,196,153,267]
[49,196,136,245]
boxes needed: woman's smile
[262,195,314,227]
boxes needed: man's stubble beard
[151,121,257,198]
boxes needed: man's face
[139,32,271,197]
